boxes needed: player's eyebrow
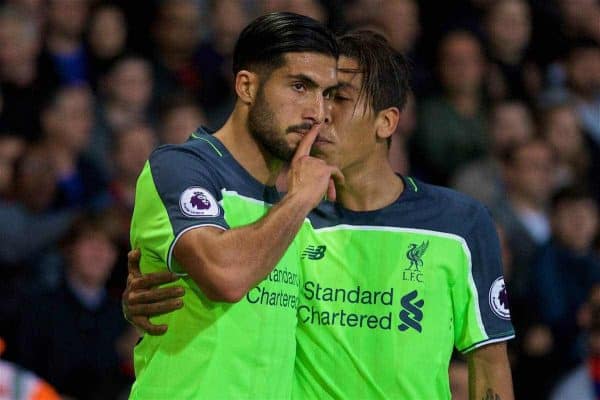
[287,74,338,92]
[336,82,358,92]
[287,74,319,88]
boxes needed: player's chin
[286,134,304,149]
[310,147,333,162]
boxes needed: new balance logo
[301,245,327,260]
[398,290,424,332]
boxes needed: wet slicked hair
[336,30,411,114]
[232,12,339,76]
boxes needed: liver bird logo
[406,241,429,271]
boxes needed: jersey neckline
[329,175,420,217]
[193,126,279,194]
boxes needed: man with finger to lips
[127,12,342,399]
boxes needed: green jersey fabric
[294,177,514,399]
[129,128,301,399]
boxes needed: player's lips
[291,130,310,136]
[314,135,334,145]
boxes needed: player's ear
[235,70,259,105]
[375,107,400,141]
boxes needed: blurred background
[0,0,598,399]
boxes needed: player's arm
[175,127,342,302]
[453,205,515,399]
[467,342,514,400]
[122,249,185,335]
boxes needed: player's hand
[122,249,185,335]
[287,124,344,208]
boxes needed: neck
[67,271,104,300]
[446,91,480,117]
[2,63,36,86]
[113,177,137,207]
[47,32,80,55]
[336,153,404,211]
[45,139,77,176]
[214,106,283,186]
[105,102,144,129]
[159,49,190,71]
[491,45,522,65]
[509,191,544,213]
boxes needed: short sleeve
[131,145,228,273]
[454,205,515,353]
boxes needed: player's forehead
[274,52,338,88]
[336,56,363,93]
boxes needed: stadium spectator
[93,55,154,174]
[540,102,593,190]
[0,144,76,273]
[451,100,534,207]
[150,0,203,106]
[15,214,131,399]
[109,124,156,215]
[0,5,57,141]
[195,0,253,126]
[39,85,109,210]
[541,41,600,149]
[557,0,600,44]
[371,0,432,95]
[0,144,77,360]
[0,134,25,199]
[531,186,600,371]
[373,0,419,55]
[411,30,488,184]
[86,3,128,88]
[3,0,45,29]
[157,93,206,144]
[550,304,600,400]
[105,124,156,296]
[39,0,90,85]
[550,290,600,400]
[562,42,600,143]
[492,139,556,301]
[483,0,541,102]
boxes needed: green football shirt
[293,177,514,399]
[129,128,301,399]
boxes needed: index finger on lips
[291,123,320,162]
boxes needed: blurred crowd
[0,0,598,399]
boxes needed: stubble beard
[247,86,295,162]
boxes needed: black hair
[336,30,410,114]
[566,37,600,60]
[499,137,551,166]
[232,12,338,77]
[157,92,202,123]
[60,212,118,251]
[40,83,90,114]
[551,184,594,210]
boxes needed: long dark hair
[336,30,411,114]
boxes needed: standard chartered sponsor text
[245,265,300,309]
[299,281,396,330]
